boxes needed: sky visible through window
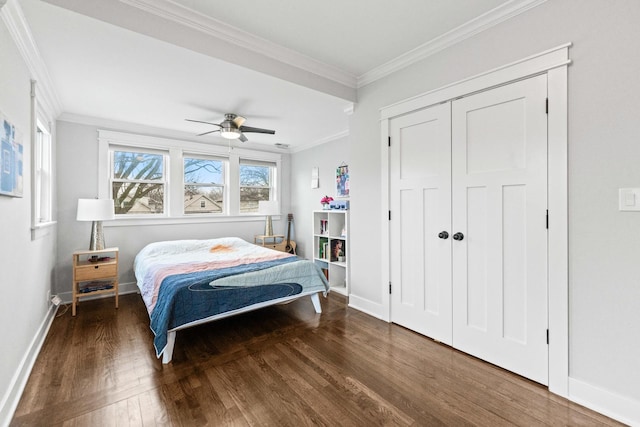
[184,158,223,184]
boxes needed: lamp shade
[76,199,115,221]
[258,200,279,215]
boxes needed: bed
[134,237,329,363]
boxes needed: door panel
[466,186,488,332]
[390,103,452,344]
[423,188,440,314]
[451,75,548,385]
[400,189,420,306]
[466,97,526,174]
[502,184,527,344]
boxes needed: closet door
[451,75,548,384]
[389,103,452,344]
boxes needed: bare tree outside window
[239,163,273,213]
[105,139,279,218]
[112,151,165,215]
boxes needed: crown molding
[290,130,349,154]
[1,0,62,117]
[119,0,357,89]
[358,0,548,87]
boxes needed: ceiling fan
[186,113,275,142]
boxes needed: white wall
[55,120,292,297]
[0,17,57,424]
[348,0,640,422]
[290,136,349,260]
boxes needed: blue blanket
[150,257,301,356]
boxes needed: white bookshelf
[313,210,349,296]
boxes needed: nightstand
[254,234,285,250]
[72,247,119,316]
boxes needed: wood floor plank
[11,293,624,426]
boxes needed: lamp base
[264,215,274,236]
[89,220,106,251]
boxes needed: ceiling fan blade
[232,115,246,128]
[239,125,275,135]
[197,129,220,137]
[186,119,222,127]
[239,133,248,142]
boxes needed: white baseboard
[569,377,640,426]
[0,303,57,427]
[348,294,389,322]
[58,281,139,304]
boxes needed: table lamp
[77,198,115,251]
[258,200,279,236]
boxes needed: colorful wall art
[0,114,23,197]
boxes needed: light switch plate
[619,188,640,211]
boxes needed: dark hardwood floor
[12,293,622,426]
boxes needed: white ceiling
[15,0,541,150]
[169,0,507,77]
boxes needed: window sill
[104,215,281,228]
[31,220,57,240]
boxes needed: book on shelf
[318,237,328,259]
[320,219,328,235]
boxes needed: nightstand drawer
[75,263,117,281]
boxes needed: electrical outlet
[51,295,61,306]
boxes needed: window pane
[184,158,223,184]
[112,149,166,215]
[35,126,52,223]
[184,186,223,214]
[113,151,163,181]
[240,164,270,187]
[113,182,164,214]
[240,163,272,213]
[240,187,270,213]
[184,157,224,214]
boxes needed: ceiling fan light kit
[220,125,241,139]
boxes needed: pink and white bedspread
[133,237,329,360]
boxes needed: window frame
[110,146,169,217]
[34,119,52,223]
[239,158,277,214]
[98,130,282,226]
[182,153,227,216]
[30,79,56,239]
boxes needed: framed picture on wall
[0,113,23,198]
[336,164,349,198]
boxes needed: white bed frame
[161,291,323,364]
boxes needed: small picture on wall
[0,113,23,198]
[336,164,349,198]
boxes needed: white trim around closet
[379,43,570,397]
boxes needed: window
[184,156,225,214]
[111,148,166,215]
[33,120,52,224]
[98,130,281,222]
[239,159,275,213]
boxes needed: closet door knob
[453,232,464,241]
[438,231,449,239]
